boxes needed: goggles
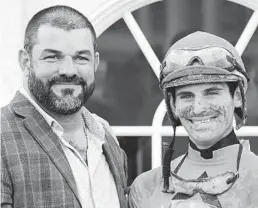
[160,47,250,89]
[169,170,239,196]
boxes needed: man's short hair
[24,5,97,55]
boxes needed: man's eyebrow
[176,86,223,96]
[41,49,92,56]
[42,49,62,54]
[204,86,223,92]
[75,50,92,56]
[176,91,193,97]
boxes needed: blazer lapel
[102,142,122,187]
[12,92,82,207]
[102,130,127,208]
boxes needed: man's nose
[58,56,78,76]
[192,97,206,115]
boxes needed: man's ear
[94,52,99,73]
[18,49,31,76]
[233,85,242,108]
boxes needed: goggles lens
[164,47,234,69]
[170,170,239,196]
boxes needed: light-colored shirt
[20,89,120,208]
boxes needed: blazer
[1,92,128,208]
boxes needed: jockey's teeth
[193,118,213,124]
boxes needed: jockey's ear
[167,91,178,117]
[233,85,242,108]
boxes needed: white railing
[112,126,258,137]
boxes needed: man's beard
[28,69,95,115]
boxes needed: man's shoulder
[131,154,187,190]
[131,167,163,192]
[1,103,27,157]
[241,146,258,171]
[1,91,33,120]
[1,103,20,132]
[1,102,14,116]
[234,146,258,206]
[129,167,163,208]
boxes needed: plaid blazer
[1,92,128,208]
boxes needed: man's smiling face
[173,82,241,149]
[26,25,98,115]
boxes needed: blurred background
[85,0,258,185]
[1,0,258,185]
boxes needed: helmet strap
[162,125,176,193]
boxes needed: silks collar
[189,130,240,159]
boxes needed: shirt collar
[81,108,105,143]
[189,129,239,159]
[19,88,106,143]
[187,139,251,164]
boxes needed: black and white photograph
[1,0,258,208]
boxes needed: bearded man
[128,31,258,208]
[1,5,127,208]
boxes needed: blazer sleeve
[1,157,13,208]
[121,148,128,182]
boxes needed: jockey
[128,31,258,208]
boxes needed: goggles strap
[236,81,247,130]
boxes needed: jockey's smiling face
[172,82,241,149]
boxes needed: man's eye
[206,91,219,96]
[74,56,89,61]
[43,55,59,62]
[180,94,193,99]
